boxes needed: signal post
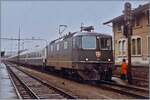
[123,2,133,84]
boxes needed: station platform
[112,77,128,85]
[0,63,18,99]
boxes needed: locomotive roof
[50,31,111,44]
[74,32,111,37]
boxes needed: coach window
[73,38,76,48]
[39,53,42,57]
[50,45,53,52]
[56,44,60,51]
[27,54,29,58]
[82,36,96,49]
[39,52,41,57]
[64,41,68,49]
[34,53,37,57]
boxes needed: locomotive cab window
[82,36,96,49]
[101,38,111,50]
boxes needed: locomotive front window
[101,38,111,50]
[82,36,96,49]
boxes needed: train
[8,26,114,81]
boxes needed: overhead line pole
[0,37,48,61]
[17,26,21,64]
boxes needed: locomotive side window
[73,38,76,48]
[73,37,82,48]
[101,38,111,50]
[82,36,96,49]
[64,41,68,49]
[50,45,53,52]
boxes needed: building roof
[103,3,149,24]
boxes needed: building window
[148,36,150,57]
[118,41,121,55]
[64,41,68,49]
[131,37,142,56]
[137,38,141,55]
[122,40,125,55]
[118,40,126,56]
[132,39,136,55]
[135,16,140,26]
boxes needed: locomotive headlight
[85,58,88,61]
[108,58,111,62]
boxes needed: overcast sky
[1,0,149,52]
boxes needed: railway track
[97,80,149,99]
[6,64,77,99]
[6,62,149,99]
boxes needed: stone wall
[113,65,149,87]
[113,65,149,79]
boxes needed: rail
[6,63,77,99]
[98,80,149,99]
[7,65,40,99]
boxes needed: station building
[103,3,149,80]
[104,3,149,67]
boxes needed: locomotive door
[96,36,101,51]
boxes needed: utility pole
[0,0,1,64]
[17,26,21,64]
[123,2,133,84]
